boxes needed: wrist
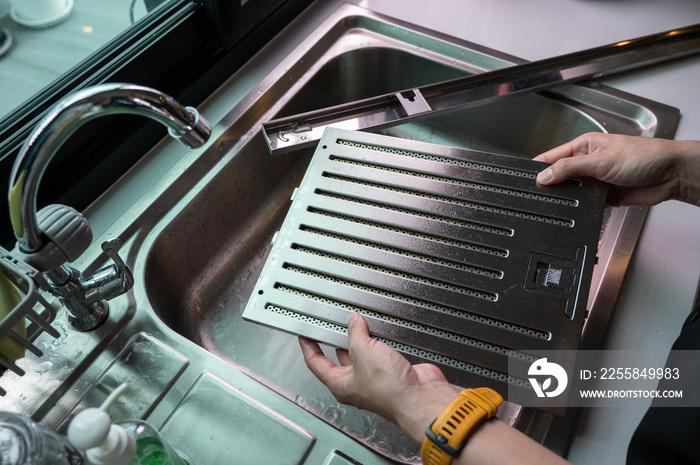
[421,388,503,465]
[393,384,460,444]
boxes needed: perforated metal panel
[243,128,607,406]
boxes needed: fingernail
[537,168,553,184]
[348,312,359,324]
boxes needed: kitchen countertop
[273,1,699,464]
[93,1,699,463]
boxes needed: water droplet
[34,361,53,374]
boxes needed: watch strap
[421,388,503,465]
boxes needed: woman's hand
[534,132,700,207]
[298,312,458,442]
[299,313,571,465]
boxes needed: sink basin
[136,4,678,462]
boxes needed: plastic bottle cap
[86,424,136,465]
[67,383,136,465]
[67,407,111,449]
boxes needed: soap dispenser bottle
[67,383,187,465]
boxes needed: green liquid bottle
[135,436,169,464]
[68,384,187,465]
[119,421,187,465]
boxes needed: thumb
[347,312,378,365]
[536,166,556,185]
[347,312,370,344]
[536,156,600,185]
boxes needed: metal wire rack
[0,248,60,396]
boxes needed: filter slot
[289,244,499,301]
[314,190,514,236]
[297,225,503,279]
[280,263,550,339]
[336,138,538,180]
[329,155,578,207]
[274,284,536,360]
[307,207,509,257]
[321,172,575,227]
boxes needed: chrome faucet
[8,83,212,331]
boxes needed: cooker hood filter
[243,128,607,405]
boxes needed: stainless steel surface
[243,128,607,415]
[0,4,682,464]
[159,373,316,465]
[263,23,698,154]
[140,6,677,460]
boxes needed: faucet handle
[101,237,124,260]
[96,238,134,300]
[17,204,93,272]
[35,237,133,332]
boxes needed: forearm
[676,140,700,206]
[454,418,570,465]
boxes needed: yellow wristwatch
[421,388,503,465]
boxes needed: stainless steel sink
[0,4,679,464]
[141,4,677,461]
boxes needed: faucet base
[66,300,108,332]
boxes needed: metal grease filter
[243,128,606,404]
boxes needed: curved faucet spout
[9,83,212,254]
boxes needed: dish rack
[0,247,59,396]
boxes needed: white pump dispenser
[68,383,187,465]
[68,383,136,465]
